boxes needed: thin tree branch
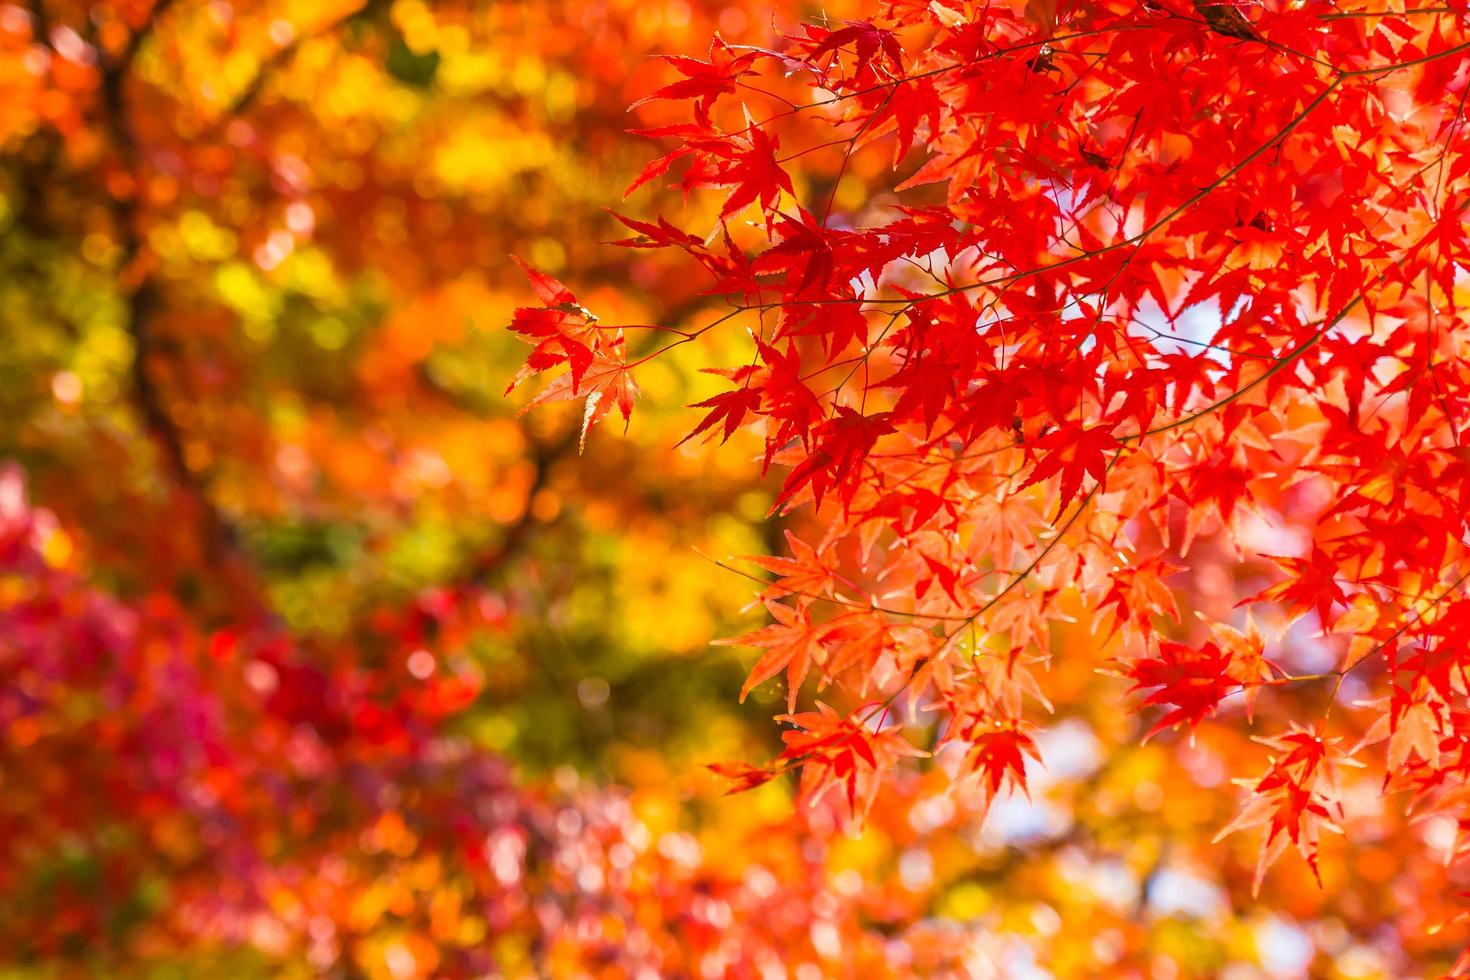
[98,0,261,606]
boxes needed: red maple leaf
[1126,640,1236,742]
[964,721,1041,798]
[630,36,762,125]
[1018,424,1119,517]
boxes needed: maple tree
[10,0,1470,975]
[510,0,1470,972]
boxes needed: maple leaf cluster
[512,0,1470,945]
